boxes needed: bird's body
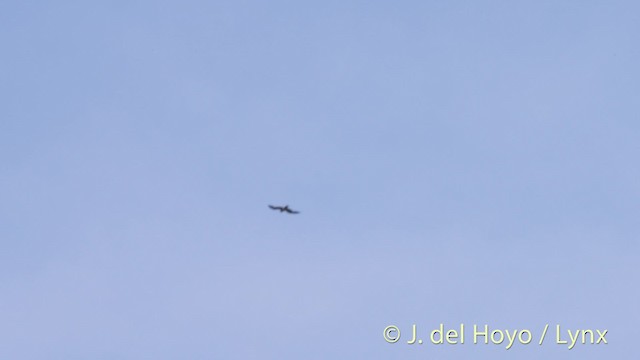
[268,205,300,214]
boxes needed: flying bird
[268,205,300,214]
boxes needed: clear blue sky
[1,1,638,358]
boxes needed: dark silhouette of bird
[268,205,300,214]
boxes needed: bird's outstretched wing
[285,208,300,214]
[269,205,279,210]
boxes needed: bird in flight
[268,205,300,214]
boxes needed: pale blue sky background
[1,1,638,359]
